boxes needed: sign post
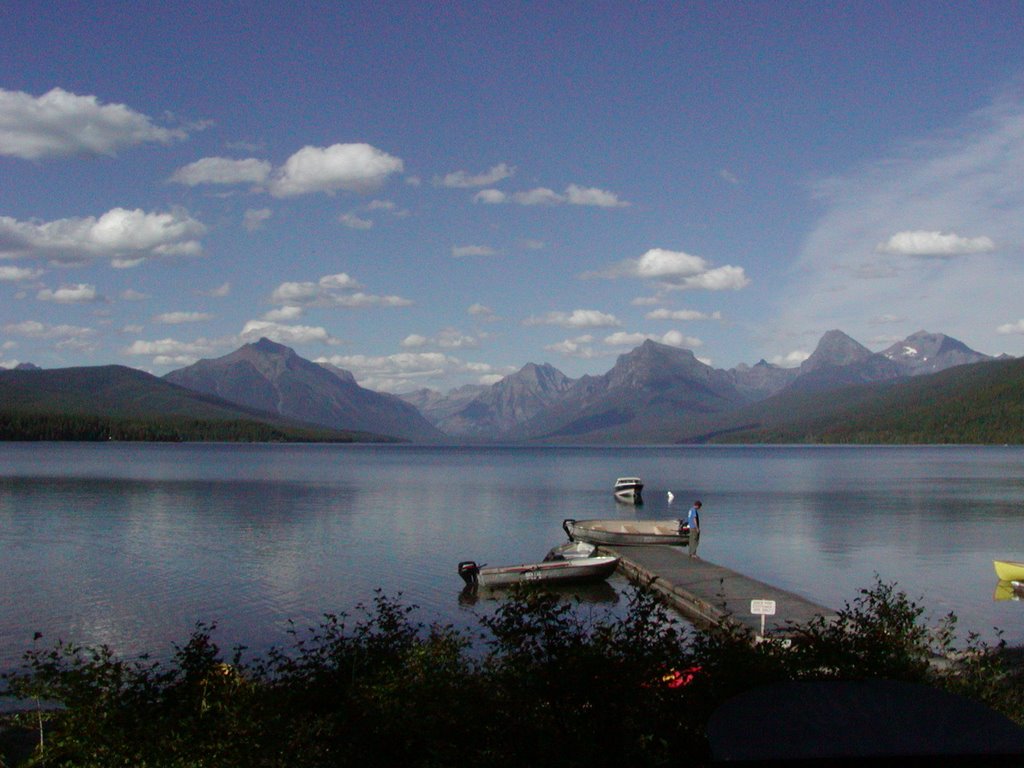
[750,599,776,639]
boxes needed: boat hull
[563,518,688,546]
[458,555,619,589]
[993,560,1024,582]
[613,477,644,504]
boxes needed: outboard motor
[458,561,480,588]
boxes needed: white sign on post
[751,599,776,638]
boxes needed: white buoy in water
[667,491,674,503]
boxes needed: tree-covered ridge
[0,366,393,443]
[692,357,1024,444]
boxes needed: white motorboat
[563,517,689,546]
[543,540,598,561]
[613,476,644,504]
[458,555,619,589]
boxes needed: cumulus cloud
[169,157,272,186]
[770,88,1024,359]
[4,320,95,340]
[0,266,43,282]
[268,272,412,310]
[646,308,723,321]
[123,336,230,367]
[36,283,101,303]
[197,282,231,298]
[997,319,1024,335]
[590,248,750,291]
[452,244,497,257]
[876,230,996,258]
[437,163,514,188]
[243,208,272,232]
[339,212,373,229]
[239,320,341,346]
[400,328,479,349]
[0,207,206,266]
[315,350,512,392]
[474,184,628,207]
[0,87,188,160]
[524,309,621,328]
[268,143,404,197]
[153,311,214,324]
[603,330,701,348]
[468,303,499,321]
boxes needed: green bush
[2,580,1020,767]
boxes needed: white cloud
[36,283,101,303]
[474,189,507,204]
[153,311,214,324]
[771,88,1024,359]
[468,303,499,321]
[770,350,812,368]
[591,248,749,291]
[0,266,43,282]
[997,319,1024,335]
[646,308,723,321]
[0,87,187,160]
[339,212,373,229]
[268,272,412,309]
[400,328,479,350]
[4,320,95,339]
[544,335,603,359]
[0,207,206,266]
[603,330,701,348]
[315,350,511,392]
[123,336,230,366]
[474,183,628,207]
[452,244,497,257]
[239,320,341,346]
[876,230,995,258]
[169,157,272,186]
[197,282,231,298]
[513,187,565,206]
[243,208,272,232]
[564,184,629,208]
[524,309,621,328]
[269,143,404,197]
[437,163,514,188]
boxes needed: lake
[1,443,1022,670]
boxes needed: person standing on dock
[687,500,702,559]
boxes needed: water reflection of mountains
[458,581,620,607]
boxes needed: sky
[3,1,1024,393]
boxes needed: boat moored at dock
[563,517,688,546]
[458,555,619,590]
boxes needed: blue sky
[3,1,1024,392]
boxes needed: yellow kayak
[993,560,1024,582]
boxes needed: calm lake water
[1,443,1023,670]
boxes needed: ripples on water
[1,443,1022,669]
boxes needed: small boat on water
[613,476,644,504]
[543,540,598,561]
[458,555,619,589]
[563,518,688,546]
[993,560,1024,582]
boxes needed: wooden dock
[602,545,837,637]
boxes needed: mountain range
[2,329,1016,444]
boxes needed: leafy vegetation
[2,581,1020,767]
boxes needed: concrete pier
[603,545,837,637]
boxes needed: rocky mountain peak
[800,330,873,373]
